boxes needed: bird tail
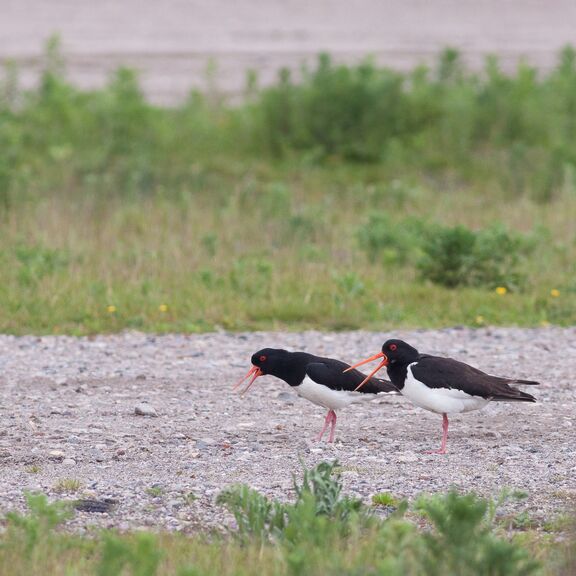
[492,389,537,402]
[512,379,540,386]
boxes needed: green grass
[146,486,165,498]
[372,492,400,507]
[52,478,83,494]
[0,39,575,334]
[0,463,573,576]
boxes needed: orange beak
[344,351,389,391]
[233,365,263,396]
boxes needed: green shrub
[256,54,411,161]
[216,484,287,541]
[97,533,162,576]
[418,224,529,289]
[216,461,371,544]
[416,490,540,576]
[12,244,70,287]
[5,493,72,553]
[357,213,430,265]
[217,461,540,576]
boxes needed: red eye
[389,344,397,352]
[259,355,267,362]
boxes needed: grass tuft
[53,478,83,494]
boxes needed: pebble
[134,403,158,417]
[397,454,419,463]
[91,450,105,462]
[48,450,65,460]
[62,458,76,466]
[277,391,296,404]
[195,440,212,450]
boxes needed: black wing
[411,355,538,401]
[306,359,397,395]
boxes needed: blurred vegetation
[0,38,575,333]
[0,462,573,575]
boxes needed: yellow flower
[159,304,169,313]
[107,305,117,314]
[475,315,485,325]
[540,320,551,327]
[550,289,560,298]
[495,286,507,296]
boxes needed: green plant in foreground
[216,461,540,575]
[97,532,161,576]
[416,490,540,576]
[5,492,72,553]
[1,473,570,575]
[216,460,371,543]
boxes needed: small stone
[48,450,65,461]
[397,454,418,463]
[91,450,105,462]
[62,458,76,466]
[134,403,158,417]
[74,498,117,513]
[277,391,296,404]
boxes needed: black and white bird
[346,339,539,454]
[234,348,397,442]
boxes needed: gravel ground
[0,328,574,533]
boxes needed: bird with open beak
[346,339,538,454]
[234,348,397,442]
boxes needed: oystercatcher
[234,348,397,442]
[346,339,539,454]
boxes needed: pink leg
[423,413,449,455]
[440,413,449,453]
[327,410,337,443]
[316,410,332,441]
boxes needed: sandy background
[2,1,576,102]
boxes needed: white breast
[294,376,377,410]
[401,362,489,414]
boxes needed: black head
[237,347,309,389]
[381,339,420,366]
[250,348,293,376]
